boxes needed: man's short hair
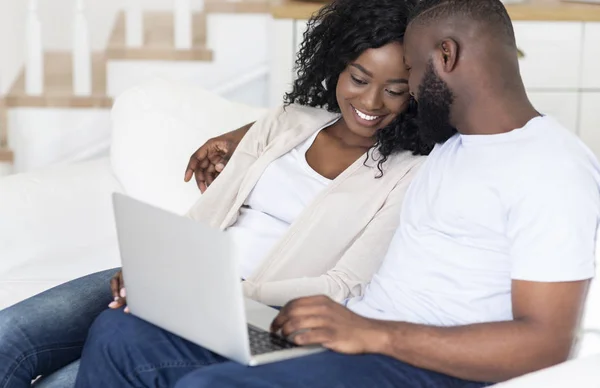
[408,0,516,46]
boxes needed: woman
[0,0,430,386]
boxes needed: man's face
[404,25,457,144]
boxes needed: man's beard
[416,60,458,144]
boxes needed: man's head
[404,0,521,138]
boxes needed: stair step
[5,52,112,109]
[0,148,13,163]
[107,12,213,61]
[205,0,271,14]
[0,98,6,147]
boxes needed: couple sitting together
[1,0,599,387]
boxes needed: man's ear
[435,38,459,73]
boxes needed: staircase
[106,11,212,61]
[0,0,270,175]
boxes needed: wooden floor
[106,12,213,61]
[5,52,112,109]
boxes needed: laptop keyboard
[248,325,298,356]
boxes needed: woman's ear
[437,38,459,73]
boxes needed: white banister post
[174,0,192,49]
[126,0,143,47]
[73,0,92,96]
[25,0,44,95]
[206,12,217,52]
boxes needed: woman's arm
[243,166,419,306]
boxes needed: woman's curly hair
[284,0,434,172]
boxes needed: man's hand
[108,270,130,313]
[184,122,254,193]
[270,295,387,354]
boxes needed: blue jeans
[0,268,119,388]
[75,308,490,388]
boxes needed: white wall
[106,14,270,100]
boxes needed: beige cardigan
[186,104,425,306]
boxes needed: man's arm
[272,279,589,383]
[373,280,589,382]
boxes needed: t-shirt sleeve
[508,160,599,282]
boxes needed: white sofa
[0,78,267,310]
[0,79,598,386]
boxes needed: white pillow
[110,78,267,215]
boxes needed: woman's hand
[184,122,254,193]
[184,136,235,193]
[108,270,129,313]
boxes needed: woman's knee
[0,301,50,362]
[85,308,135,350]
[82,308,145,365]
[82,307,167,363]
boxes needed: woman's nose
[361,88,383,111]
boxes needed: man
[74,0,599,387]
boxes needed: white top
[348,116,600,326]
[187,104,425,306]
[228,129,331,279]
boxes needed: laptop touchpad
[244,298,280,331]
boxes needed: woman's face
[336,42,411,139]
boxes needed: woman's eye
[387,90,407,97]
[351,75,367,85]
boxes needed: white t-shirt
[348,116,600,326]
[228,129,331,279]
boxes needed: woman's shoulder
[272,104,340,126]
[246,104,340,149]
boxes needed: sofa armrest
[0,158,123,279]
[492,354,600,387]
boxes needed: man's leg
[75,308,228,388]
[0,268,118,388]
[175,351,492,388]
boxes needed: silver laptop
[112,193,324,366]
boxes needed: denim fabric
[0,268,118,388]
[75,308,490,388]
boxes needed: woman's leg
[75,308,227,388]
[32,361,80,388]
[0,268,118,388]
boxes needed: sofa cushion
[110,77,268,215]
[0,158,122,309]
